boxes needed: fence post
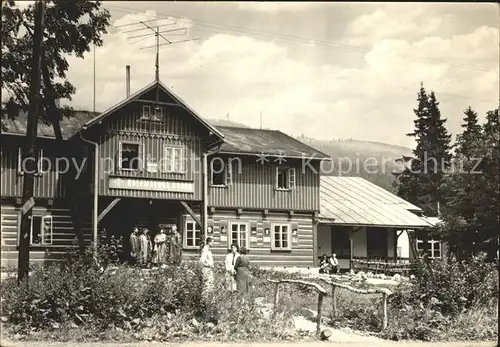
[331,284,337,318]
[382,292,388,330]
[316,292,324,335]
[273,283,280,309]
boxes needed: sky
[13,1,500,147]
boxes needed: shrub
[383,257,498,341]
[1,249,301,342]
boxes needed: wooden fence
[320,278,392,330]
[267,277,393,335]
[351,258,415,276]
[267,278,328,335]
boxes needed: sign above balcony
[108,177,194,193]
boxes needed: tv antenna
[118,18,201,108]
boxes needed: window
[142,105,151,120]
[17,148,46,175]
[210,158,232,186]
[151,106,163,121]
[230,223,249,249]
[276,166,296,190]
[184,221,201,248]
[271,224,291,250]
[119,141,143,171]
[30,215,53,245]
[164,146,184,173]
[417,239,441,259]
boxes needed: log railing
[320,278,393,330]
[267,278,328,335]
[351,258,415,276]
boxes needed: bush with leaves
[383,257,498,341]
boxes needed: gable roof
[214,125,330,159]
[81,80,224,140]
[319,176,429,228]
[1,110,99,140]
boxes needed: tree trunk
[41,57,85,254]
[18,0,45,285]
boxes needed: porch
[317,176,432,271]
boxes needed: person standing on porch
[129,227,140,265]
[200,237,215,300]
[225,243,240,293]
[139,228,152,267]
[153,228,168,266]
[170,224,182,265]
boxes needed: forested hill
[206,119,413,192]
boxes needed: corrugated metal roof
[215,126,330,159]
[319,176,430,228]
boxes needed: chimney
[126,65,130,98]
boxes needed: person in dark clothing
[234,246,251,294]
[319,254,329,274]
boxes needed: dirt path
[1,340,496,347]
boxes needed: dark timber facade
[1,79,329,268]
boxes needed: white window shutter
[118,141,123,170]
[41,215,53,244]
[38,149,44,175]
[17,147,23,174]
[225,160,232,185]
[288,168,296,189]
[139,143,145,171]
[275,166,279,189]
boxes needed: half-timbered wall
[207,155,321,212]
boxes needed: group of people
[319,253,339,274]
[198,237,251,300]
[129,225,182,267]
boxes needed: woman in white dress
[199,237,215,301]
[225,243,240,293]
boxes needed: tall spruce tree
[475,109,499,260]
[395,84,452,217]
[440,107,484,258]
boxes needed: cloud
[345,5,444,46]
[54,7,499,148]
[236,2,322,12]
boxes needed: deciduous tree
[1,0,110,134]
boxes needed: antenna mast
[120,19,200,90]
[155,26,159,82]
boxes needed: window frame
[275,166,296,190]
[271,223,292,251]
[229,222,250,249]
[118,140,143,172]
[183,219,202,249]
[210,158,232,187]
[17,148,46,176]
[416,238,442,259]
[151,106,163,121]
[163,145,185,173]
[142,105,151,120]
[29,214,53,246]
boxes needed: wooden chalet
[1,77,331,268]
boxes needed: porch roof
[318,176,431,229]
